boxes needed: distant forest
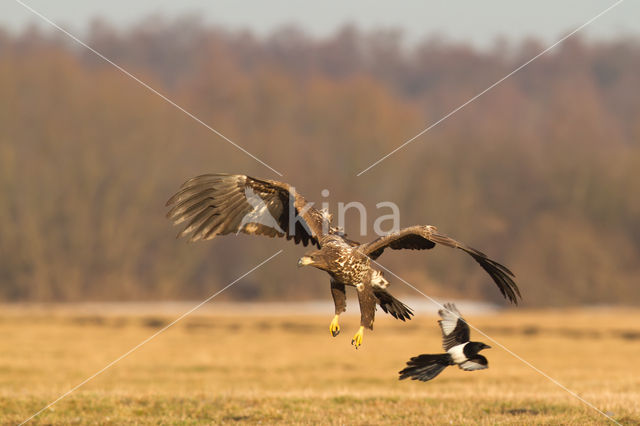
[1,17,639,306]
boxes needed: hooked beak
[297,256,313,267]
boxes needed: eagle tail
[373,289,413,321]
[398,353,453,382]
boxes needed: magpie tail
[374,288,414,321]
[398,353,453,382]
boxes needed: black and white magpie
[398,303,491,382]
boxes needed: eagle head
[298,250,330,271]
[297,255,315,267]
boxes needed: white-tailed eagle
[166,174,520,348]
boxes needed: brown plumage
[165,174,324,245]
[360,226,520,304]
[166,173,521,348]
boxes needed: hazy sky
[3,0,638,47]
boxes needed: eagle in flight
[166,174,520,348]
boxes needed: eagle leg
[351,326,365,349]
[330,279,347,337]
[329,314,341,337]
[351,283,376,349]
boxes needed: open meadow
[1,304,639,425]
[2,5,640,425]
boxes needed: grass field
[1,304,639,425]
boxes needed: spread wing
[166,174,329,246]
[360,225,521,304]
[459,355,488,371]
[438,303,470,351]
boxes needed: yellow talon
[351,326,364,349]
[329,315,340,337]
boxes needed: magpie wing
[438,303,470,351]
[459,355,489,371]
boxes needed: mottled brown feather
[166,174,330,247]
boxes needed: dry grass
[1,305,639,425]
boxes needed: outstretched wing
[166,174,328,246]
[359,225,521,304]
[438,302,470,351]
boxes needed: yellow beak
[297,256,313,267]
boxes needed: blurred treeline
[1,17,639,306]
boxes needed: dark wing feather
[360,225,521,304]
[437,303,470,350]
[166,174,328,247]
[367,233,435,259]
[373,288,414,321]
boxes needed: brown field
[1,305,639,425]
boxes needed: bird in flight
[166,174,520,348]
[399,303,491,382]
